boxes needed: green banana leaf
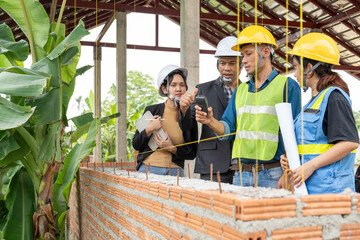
[47,20,89,61]
[0,145,28,168]
[36,122,61,166]
[0,131,29,169]
[53,118,100,233]
[61,76,75,126]
[61,46,80,84]
[0,71,47,97]
[31,57,60,88]
[61,46,79,66]
[70,112,94,128]
[27,88,61,125]
[0,131,7,141]
[75,65,93,77]
[0,134,20,161]
[3,168,34,240]
[44,22,65,55]
[0,54,12,68]
[0,0,49,62]
[0,23,29,63]
[0,97,35,130]
[0,200,7,227]
[85,90,94,112]
[67,113,120,144]
[0,66,48,77]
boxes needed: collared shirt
[222,82,233,104]
[219,69,301,164]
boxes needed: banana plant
[0,0,116,239]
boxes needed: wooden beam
[319,7,360,29]
[95,14,115,43]
[276,28,314,47]
[80,41,215,54]
[55,0,317,28]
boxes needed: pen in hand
[146,119,165,121]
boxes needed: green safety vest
[232,74,287,161]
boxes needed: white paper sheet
[275,103,308,195]
[135,111,167,151]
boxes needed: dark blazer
[181,78,234,174]
[132,103,197,170]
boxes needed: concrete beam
[180,0,199,91]
[180,0,199,178]
[93,46,102,162]
[116,11,127,164]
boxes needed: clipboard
[135,111,167,150]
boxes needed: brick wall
[67,166,360,240]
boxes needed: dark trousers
[200,169,234,184]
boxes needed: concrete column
[180,0,200,91]
[180,0,200,178]
[93,46,102,162]
[116,11,127,164]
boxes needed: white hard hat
[157,65,188,97]
[215,36,242,57]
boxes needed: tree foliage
[84,71,163,161]
[0,0,116,239]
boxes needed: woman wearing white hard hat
[132,65,197,176]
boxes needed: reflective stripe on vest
[298,143,357,155]
[310,87,332,110]
[235,130,278,142]
[237,105,276,116]
[232,74,287,161]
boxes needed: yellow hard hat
[231,25,278,51]
[286,33,340,65]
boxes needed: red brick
[212,192,236,217]
[149,183,159,197]
[272,226,322,240]
[152,201,163,215]
[169,186,182,202]
[138,228,145,240]
[181,188,196,206]
[174,209,187,225]
[340,222,360,239]
[158,184,169,199]
[170,229,181,240]
[145,198,154,211]
[203,218,222,239]
[235,198,296,221]
[143,215,151,229]
[142,181,150,194]
[137,196,145,209]
[150,219,160,232]
[187,213,203,233]
[159,222,170,239]
[301,194,351,216]
[244,230,267,240]
[357,196,360,213]
[195,191,212,210]
[126,178,135,189]
[182,234,192,240]
[130,194,139,206]
[163,205,174,220]
[133,179,143,191]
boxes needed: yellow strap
[298,144,356,154]
[310,87,333,109]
